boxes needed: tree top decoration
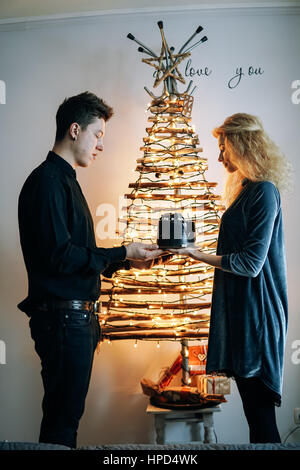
[127,21,208,100]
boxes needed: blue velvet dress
[206,179,288,404]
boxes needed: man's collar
[46,151,76,179]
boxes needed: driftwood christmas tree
[99,22,224,384]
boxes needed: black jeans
[29,308,100,448]
[235,376,281,443]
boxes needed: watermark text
[0,340,6,364]
[291,339,300,365]
[0,80,6,104]
[291,80,300,104]
[95,196,205,241]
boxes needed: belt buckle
[71,300,83,311]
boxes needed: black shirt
[18,151,127,314]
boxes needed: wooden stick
[148,116,191,123]
[125,194,221,202]
[100,330,209,340]
[135,163,207,173]
[140,147,203,156]
[122,204,220,214]
[100,287,212,295]
[102,325,210,335]
[146,127,194,134]
[101,301,211,309]
[118,216,219,227]
[128,181,217,189]
[141,52,191,62]
[143,136,198,143]
[102,275,214,287]
[136,156,206,163]
[100,312,210,321]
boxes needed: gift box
[157,354,182,388]
[192,375,231,395]
[141,378,227,406]
[159,386,201,405]
[188,342,208,375]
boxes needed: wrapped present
[157,354,182,388]
[188,342,208,375]
[150,387,227,408]
[141,379,195,400]
[141,378,227,407]
[160,386,201,405]
[192,375,231,395]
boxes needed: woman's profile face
[217,135,238,173]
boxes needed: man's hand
[129,253,173,270]
[124,242,165,261]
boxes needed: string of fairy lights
[99,92,224,344]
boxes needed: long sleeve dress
[205,179,288,405]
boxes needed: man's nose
[218,151,224,162]
[96,141,103,151]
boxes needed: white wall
[0,5,300,446]
[0,0,285,19]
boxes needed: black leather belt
[36,299,101,313]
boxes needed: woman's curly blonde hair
[212,113,293,207]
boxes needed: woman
[170,113,291,443]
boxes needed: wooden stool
[146,403,221,444]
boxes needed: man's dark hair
[55,91,114,142]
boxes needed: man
[18,91,164,448]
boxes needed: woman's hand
[167,245,203,259]
[167,246,223,269]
